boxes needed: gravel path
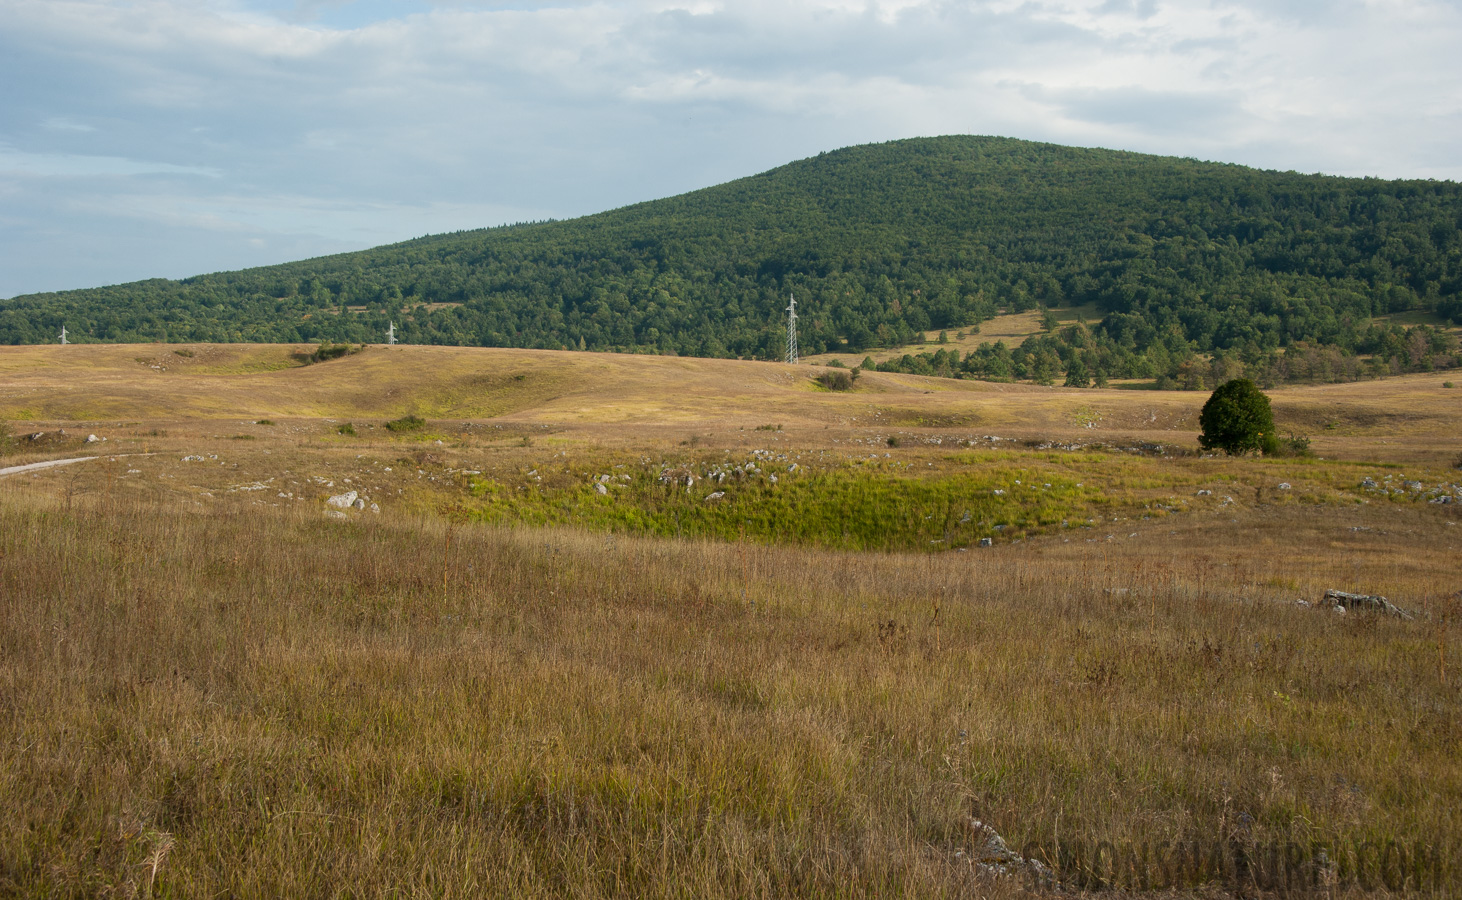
[0,456,106,478]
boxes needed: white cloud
[1,0,1460,296]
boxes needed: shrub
[337,423,357,436]
[0,421,13,457]
[1199,378,1279,455]
[1445,382,1455,388]
[817,370,855,391]
[255,419,274,426]
[1280,433,1312,457]
[385,415,426,433]
[310,342,361,364]
[826,359,846,368]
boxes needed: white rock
[705,491,725,501]
[326,491,359,509]
[1277,482,1292,490]
[595,483,608,495]
[85,434,100,443]
[352,497,366,509]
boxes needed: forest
[4,136,1460,384]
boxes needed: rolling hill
[4,136,1461,383]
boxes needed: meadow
[1,345,1459,897]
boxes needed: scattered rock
[369,503,380,514]
[326,490,359,509]
[1324,589,1413,619]
[958,818,1057,885]
[352,497,366,510]
[324,509,348,520]
[705,491,725,501]
[979,537,993,547]
[85,434,100,443]
[1277,482,1291,490]
[1196,489,1212,496]
[594,483,608,495]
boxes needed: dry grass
[1,345,1460,896]
[1,490,1458,897]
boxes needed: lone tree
[1199,378,1279,455]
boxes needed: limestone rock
[1324,589,1413,619]
[326,490,359,509]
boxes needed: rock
[705,491,725,501]
[594,483,608,495]
[325,509,348,520]
[961,818,1057,884]
[1196,489,1212,496]
[326,491,359,509]
[1324,589,1413,619]
[1277,482,1291,490]
[85,434,100,443]
[369,503,380,513]
[352,497,366,510]
[1361,477,1378,488]
[979,537,993,547]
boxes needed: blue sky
[3,0,1460,298]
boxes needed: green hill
[4,136,1460,383]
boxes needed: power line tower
[58,325,69,345]
[785,293,798,364]
[386,321,398,345]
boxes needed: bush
[310,342,361,364]
[0,421,13,457]
[337,422,357,436]
[1198,378,1279,456]
[385,415,426,433]
[817,370,855,391]
[1280,433,1312,457]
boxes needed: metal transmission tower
[785,293,798,364]
[386,321,398,345]
[58,325,69,345]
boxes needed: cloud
[1,0,1460,296]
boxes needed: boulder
[326,491,359,509]
[1324,589,1413,619]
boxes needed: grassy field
[2,345,1460,897]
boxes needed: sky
[2,0,1460,298]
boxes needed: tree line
[4,136,1460,386]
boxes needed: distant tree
[1199,378,1279,455]
[1063,354,1090,388]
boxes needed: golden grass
[1,489,1457,897]
[2,345,1460,896]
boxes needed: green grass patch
[468,459,1105,551]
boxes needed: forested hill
[4,135,1461,375]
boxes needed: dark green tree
[1063,354,1090,388]
[1199,378,1279,455]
